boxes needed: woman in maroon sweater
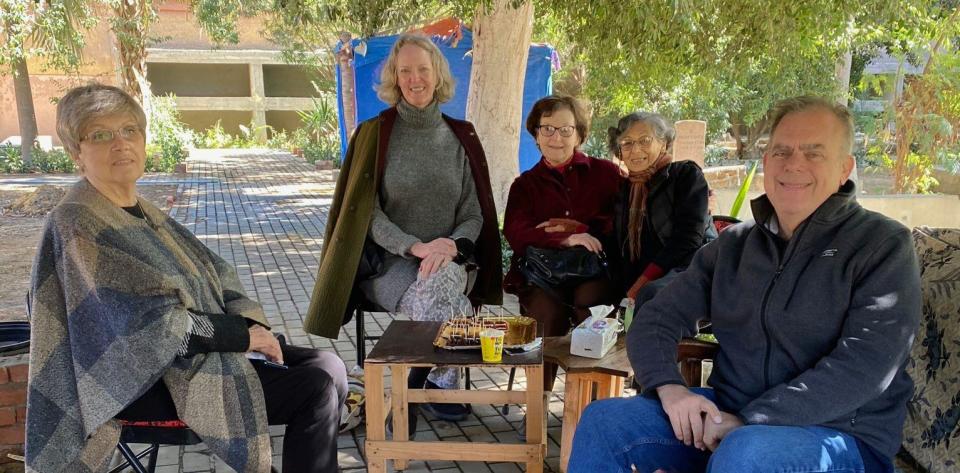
[503,95,623,391]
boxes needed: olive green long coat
[304,108,503,338]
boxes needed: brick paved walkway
[117,149,587,473]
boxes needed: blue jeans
[568,388,868,473]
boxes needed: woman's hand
[536,218,585,233]
[656,384,723,450]
[626,275,650,300]
[562,233,603,253]
[248,325,283,364]
[418,252,453,279]
[410,238,457,259]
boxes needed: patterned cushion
[901,227,960,472]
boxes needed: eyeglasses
[81,125,143,144]
[537,125,576,138]
[618,136,656,153]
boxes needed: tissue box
[571,316,618,359]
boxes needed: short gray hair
[768,96,854,154]
[607,111,676,157]
[57,83,146,157]
[376,33,455,106]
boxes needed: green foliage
[0,145,24,173]
[146,95,190,172]
[704,146,731,167]
[535,0,924,159]
[296,90,341,165]
[0,145,75,174]
[0,0,94,73]
[198,121,236,149]
[855,5,960,193]
[729,161,758,218]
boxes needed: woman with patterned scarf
[26,84,346,473]
[608,112,716,309]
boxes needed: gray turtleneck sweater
[360,99,483,311]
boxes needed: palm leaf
[729,161,758,219]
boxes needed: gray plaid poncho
[26,179,271,473]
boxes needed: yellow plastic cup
[480,328,505,363]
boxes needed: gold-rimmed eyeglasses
[81,125,143,144]
[618,135,656,153]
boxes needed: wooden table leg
[560,373,583,473]
[391,364,409,471]
[612,376,625,396]
[364,364,387,472]
[524,365,545,473]
[578,377,593,413]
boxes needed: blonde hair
[56,83,146,158]
[376,33,455,106]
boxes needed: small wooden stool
[543,334,633,472]
[364,320,546,472]
[546,335,720,471]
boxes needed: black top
[612,160,713,289]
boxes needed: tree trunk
[337,33,358,141]
[834,50,852,105]
[465,0,534,213]
[112,0,151,102]
[12,57,38,167]
[835,49,859,183]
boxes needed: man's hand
[626,275,650,300]
[410,238,457,259]
[703,411,743,451]
[536,218,585,234]
[418,252,452,279]
[562,233,603,253]
[247,325,283,364]
[657,384,722,450]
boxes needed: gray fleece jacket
[628,181,921,459]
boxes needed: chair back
[900,227,960,473]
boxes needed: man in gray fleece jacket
[568,96,920,473]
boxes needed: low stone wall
[713,188,960,229]
[703,165,764,192]
[933,169,960,195]
[0,355,27,469]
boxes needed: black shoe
[385,406,419,440]
[422,380,471,421]
[421,401,470,422]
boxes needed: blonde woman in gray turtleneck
[350,33,500,427]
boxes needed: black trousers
[117,343,348,473]
[516,277,616,391]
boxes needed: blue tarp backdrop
[335,28,554,173]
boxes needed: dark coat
[612,160,715,287]
[304,107,503,338]
[628,181,921,459]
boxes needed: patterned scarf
[27,179,271,473]
[627,152,673,261]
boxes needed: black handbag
[355,238,384,281]
[520,246,609,292]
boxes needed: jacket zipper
[759,265,783,388]
[757,222,808,388]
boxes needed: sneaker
[422,380,470,421]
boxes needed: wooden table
[543,334,633,472]
[363,320,546,472]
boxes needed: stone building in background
[0,0,323,146]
